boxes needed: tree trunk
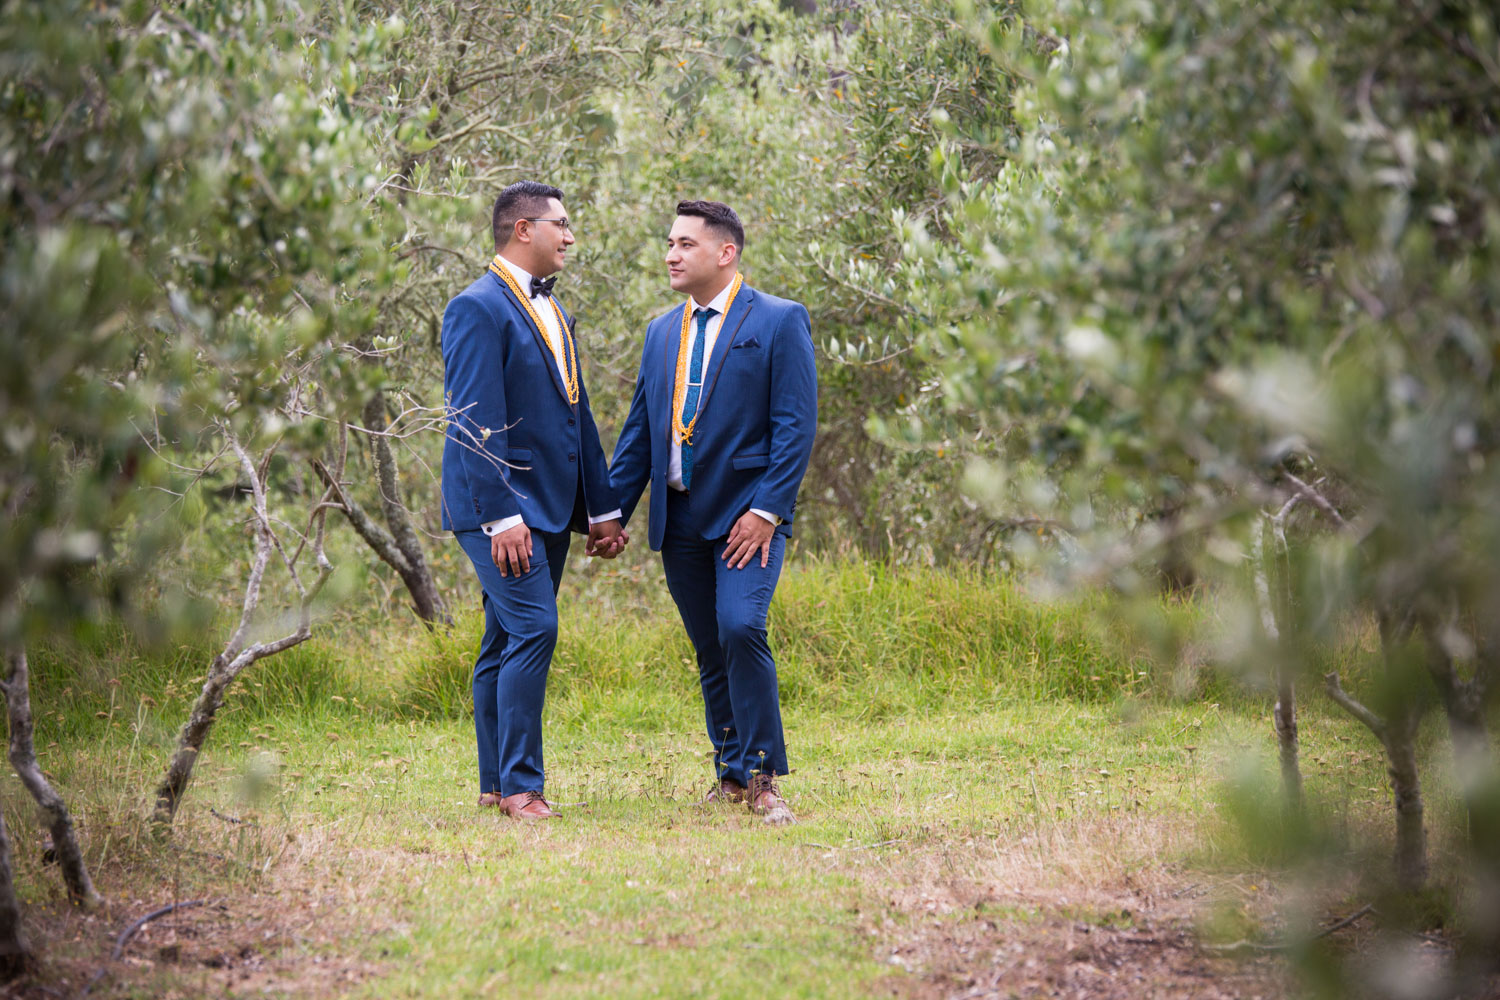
[152,431,332,829]
[152,650,238,827]
[1426,629,1500,976]
[1254,512,1302,812]
[0,808,33,979]
[151,576,323,829]
[1,645,101,909]
[1386,701,1429,892]
[1324,610,1429,891]
[363,392,448,626]
[1423,624,1498,855]
[315,396,449,628]
[1274,669,1303,813]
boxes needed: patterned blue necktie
[680,306,715,490]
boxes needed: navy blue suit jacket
[610,284,818,550]
[439,268,617,535]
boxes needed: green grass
[27,554,1229,737]
[4,558,1444,998]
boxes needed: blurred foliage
[1,0,405,643]
[895,0,1500,989]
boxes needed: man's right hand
[586,518,628,558]
[491,522,533,577]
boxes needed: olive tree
[0,0,402,965]
[897,0,1498,983]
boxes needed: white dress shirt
[669,278,779,527]
[481,255,621,537]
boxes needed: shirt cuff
[749,508,782,526]
[481,514,525,536]
[588,509,623,526]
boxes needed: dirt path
[881,882,1285,999]
[866,815,1288,998]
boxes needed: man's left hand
[723,511,776,569]
[587,519,628,558]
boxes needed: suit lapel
[696,286,755,416]
[660,303,687,453]
[491,269,571,405]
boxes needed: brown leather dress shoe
[497,789,560,820]
[478,791,506,808]
[703,778,747,805]
[746,774,795,826]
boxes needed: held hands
[723,511,775,569]
[586,518,629,558]
[491,523,534,577]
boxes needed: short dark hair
[676,200,744,256]
[492,180,565,249]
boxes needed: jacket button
[568,453,577,462]
[568,417,576,426]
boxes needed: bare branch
[395,243,470,262]
[152,423,335,827]
[312,457,412,575]
[1324,671,1387,740]
[1282,472,1347,528]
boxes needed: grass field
[1,557,1451,998]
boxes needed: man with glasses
[440,180,626,820]
[609,200,817,825]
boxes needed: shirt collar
[689,273,739,316]
[495,253,540,299]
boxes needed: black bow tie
[530,275,557,298]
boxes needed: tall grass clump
[391,554,1221,724]
[388,611,489,718]
[768,557,1222,715]
[31,557,1233,738]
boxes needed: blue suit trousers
[660,490,789,785]
[455,527,571,795]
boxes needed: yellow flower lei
[489,255,579,405]
[672,272,743,446]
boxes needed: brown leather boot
[497,789,560,820]
[746,774,795,826]
[703,778,747,805]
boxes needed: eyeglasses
[524,217,572,232]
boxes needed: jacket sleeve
[608,337,656,529]
[751,304,818,523]
[442,294,522,523]
[575,354,621,519]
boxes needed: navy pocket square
[732,337,761,350]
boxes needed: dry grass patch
[2,807,400,1000]
[867,811,1289,999]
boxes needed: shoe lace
[747,773,779,802]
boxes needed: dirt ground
[864,815,1500,1000]
[877,877,1288,999]
[0,846,388,999]
[7,878,1288,1000]
[3,812,1490,999]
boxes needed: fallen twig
[1118,934,1191,948]
[210,807,258,827]
[80,899,207,995]
[1312,903,1375,940]
[802,838,904,852]
[113,899,206,961]
[1201,903,1374,954]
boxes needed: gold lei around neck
[671,272,743,445]
[489,255,579,405]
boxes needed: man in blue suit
[441,180,626,820]
[610,200,817,826]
